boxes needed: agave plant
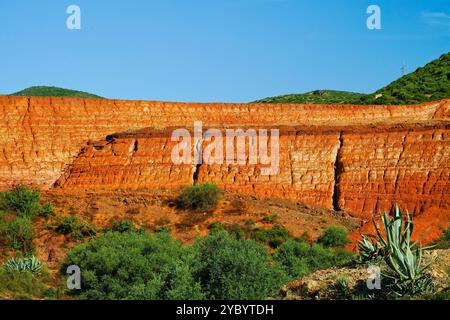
[359,206,434,296]
[3,256,43,273]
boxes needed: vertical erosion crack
[192,163,201,185]
[332,132,344,211]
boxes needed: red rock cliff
[0,96,448,235]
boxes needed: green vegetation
[208,221,292,248]
[0,269,52,300]
[60,222,355,300]
[62,229,288,300]
[3,216,35,252]
[274,239,354,279]
[317,225,350,248]
[254,90,365,104]
[55,216,97,239]
[176,183,221,211]
[0,185,54,218]
[251,225,291,248]
[194,230,287,299]
[11,86,103,99]
[62,231,203,300]
[0,185,445,300]
[0,186,55,254]
[109,219,138,233]
[361,52,450,105]
[3,256,43,274]
[253,52,450,105]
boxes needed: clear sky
[0,0,449,102]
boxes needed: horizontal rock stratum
[0,96,449,238]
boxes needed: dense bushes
[63,230,287,300]
[176,183,221,211]
[62,231,203,300]
[62,224,358,300]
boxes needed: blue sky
[0,0,449,102]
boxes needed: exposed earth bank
[0,96,448,243]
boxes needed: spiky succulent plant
[3,256,43,273]
[359,206,434,296]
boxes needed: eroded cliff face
[0,96,449,238]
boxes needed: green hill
[360,52,450,105]
[253,90,365,104]
[253,52,450,105]
[11,86,103,99]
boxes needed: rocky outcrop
[0,96,449,238]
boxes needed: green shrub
[208,223,245,239]
[317,225,350,248]
[193,231,287,299]
[176,183,221,211]
[4,216,35,253]
[208,222,226,233]
[62,231,203,300]
[3,256,43,273]
[0,186,41,217]
[38,202,54,217]
[0,185,54,219]
[251,225,291,248]
[55,216,96,239]
[61,229,292,300]
[274,239,354,279]
[273,240,312,278]
[230,224,245,240]
[110,219,137,233]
